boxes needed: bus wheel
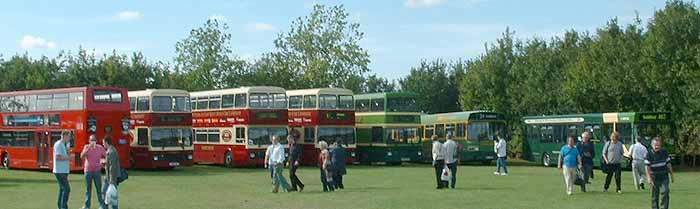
[542,153,551,167]
[2,153,9,169]
[224,151,233,167]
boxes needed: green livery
[420,111,506,164]
[354,92,423,165]
[522,112,677,168]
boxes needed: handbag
[117,168,128,183]
[105,184,118,205]
[600,142,610,174]
[574,168,585,185]
[441,166,452,181]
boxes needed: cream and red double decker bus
[190,86,288,167]
[287,88,356,165]
[128,89,193,169]
[0,87,131,171]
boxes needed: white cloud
[209,14,228,22]
[116,11,143,21]
[249,22,276,31]
[19,35,56,49]
[405,0,447,8]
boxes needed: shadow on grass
[0,177,56,184]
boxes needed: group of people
[264,134,348,193]
[558,131,675,209]
[53,132,122,209]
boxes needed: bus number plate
[401,158,410,161]
[169,162,180,166]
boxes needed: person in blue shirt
[558,135,582,195]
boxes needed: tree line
[0,1,699,165]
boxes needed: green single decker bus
[522,112,677,167]
[354,92,423,165]
[421,111,505,164]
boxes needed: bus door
[36,131,50,168]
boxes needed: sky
[0,0,669,80]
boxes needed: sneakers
[501,173,508,176]
[567,192,572,195]
[493,172,500,175]
[616,190,622,194]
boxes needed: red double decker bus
[190,87,288,167]
[0,87,131,171]
[287,88,356,165]
[128,89,193,169]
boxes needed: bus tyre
[542,153,551,167]
[2,153,8,169]
[224,151,233,167]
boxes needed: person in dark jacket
[331,140,347,189]
[286,135,304,192]
[577,131,595,192]
[102,136,121,209]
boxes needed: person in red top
[80,134,107,209]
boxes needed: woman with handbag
[102,136,121,209]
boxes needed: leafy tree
[400,59,459,113]
[362,74,397,94]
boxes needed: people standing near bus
[646,137,674,209]
[80,134,107,209]
[269,136,290,193]
[102,136,121,209]
[264,142,274,178]
[331,140,347,190]
[629,136,648,190]
[53,131,72,209]
[558,135,582,195]
[443,134,458,189]
[318,141,335,192]
[287,135,304,192]
[494,133,508,176]
[577,131,595,192]
[431,135,446,189]
[603,131,625,193]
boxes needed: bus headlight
[418,151,423,156]
[153,156,159,161]
[187,154,193,160]
[249,153,255,159]
[387,152,393,157]
[351,152,356,157]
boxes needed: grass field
[1,162,698,209]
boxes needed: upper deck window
[153,96,173,112]
[303,95,317,109]
[387,97,418,112]
[93,90,123,103]
[136,96,150,111]
[319,94,338,109]
[370,98,384,112]
[289,96,302,109]
[339,95,354,110]
[273,93,287,109]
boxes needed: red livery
[287,88,356,165]
[128,89,194,169]
[190,87,288,167]
[0,87,131,171]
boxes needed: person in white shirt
[494,133,508,176]
[268,136,290,193]
[629,136,649,190]
[53,131,72,209]
[443,134,458,189]
[431,135,447,189]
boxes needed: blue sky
[0,0,667,79]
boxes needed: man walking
[53,131,72,209]
[331,140,347,189]
[493,133,508,176]
[577,131,595,192]
[646,137,674,209]
[431,135,446,189]
[630,136,648,190]
[443,134,458,189]
[269,136,290,193]
[603,132,625,193]
[287,135,304,192]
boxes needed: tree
[175,19,245,91]
[362,74,397,94]
[400,59,459,113]
[268,4,370,90]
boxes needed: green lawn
[1,163,698,209]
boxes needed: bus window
[36,94,52,111]
[137,128,148,145]
[384,127,419,144]
[190,97,197,110]
[617,123,632,144]
[370,99,384,112]
[248,127,287,145]
[153,96,174,112]
[467,122,494,142]
[235,127,246,144]
[355,99,369,112]
[93,90,122,103]
[249,93,272,108]
[175,96,190,112]
[52,93,69,111]
[27,95,37,112]
[195,129,208,142]
[435,124,445,138]
[303,95,317,109]
[424,125,434,138]
[196,97,208,110]
[273,93,287,109]
[129,97,136,111]
[0,131,34,147]
[339,95,353,110]
[320,94,338,109]
[371,127,383,143]
[303,127,315,143]
[317,127,355,145]
[552,125,565,144]
[456,123,466,138]
[289,96,302,109]
[222,94,235,109]
[137,96,150,111]
[207,129,220,143]
[445,124,455,137]
[208,96,221,109]
[234,94,247,108]
[387,98,418,112]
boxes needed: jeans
[651,176,670,209]
[581,164,593,192]
[289,163,304,191]
[433,160,447,188]
[562,166,577,194]
[334,173,344,189]
[271,163,289,193]
[84,172,105,209]
[604,163,622,191]
[632,160,646,190]
[446,162,457,189]
[102,179,119,209]
[496,157,508,174]
[55,173,70,209]
[320,168,335,192]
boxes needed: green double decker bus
[354,92,423,165]
[421,111,506,164]
[522,112,677,167]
